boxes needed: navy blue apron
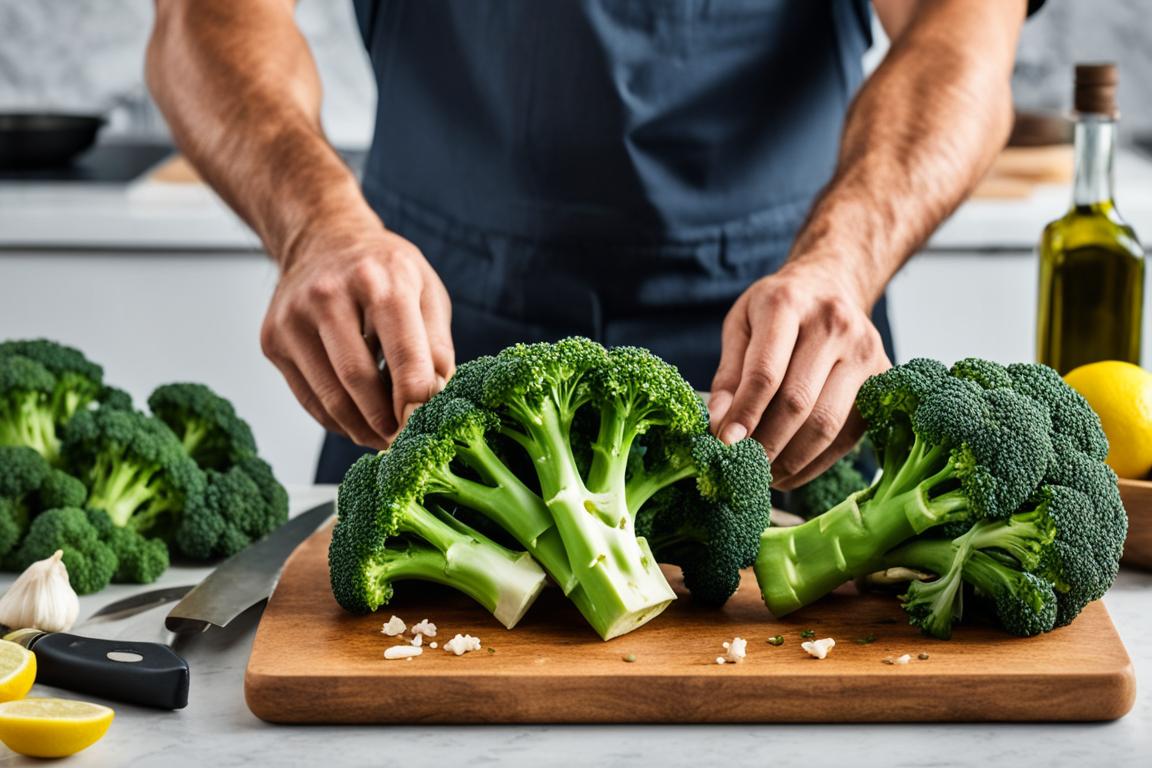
[316,0,893,482]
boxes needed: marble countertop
[3,150,1152,254]
[0,486,1147,768]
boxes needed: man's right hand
[259,223,455,449]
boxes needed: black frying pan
[0,112,106,170]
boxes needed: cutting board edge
[244,665,1137,724]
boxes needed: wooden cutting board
[245,525,1135,723]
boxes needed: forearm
[146,0,378,267]
[786,0,1026,308]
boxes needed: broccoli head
[13,507,117,595]
[173,458,289,560]
[148,383,257,470]
[331,338,774,639]
[755,357,1125,640]
[85,508,170,584]
[0,339,104,426]
[62,408,206,538]
[790,451,870,520]
[329,450,548,629]
[0,445,88,557]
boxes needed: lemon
[1064,360,1152,479]
[0,698,114,758]
[0,639,35,703]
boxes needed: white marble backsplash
[0,0,1150,147]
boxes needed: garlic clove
[0,549,80,632]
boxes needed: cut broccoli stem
[756,483,971,616]
[361,537,546,630]
[503,397,675,639]
[85,454,164,528]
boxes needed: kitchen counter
[0,487,1146,768]
[2,149,1152,253]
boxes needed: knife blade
[166,500,334,634]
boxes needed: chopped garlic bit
[894,654,911,665]
[722,641,730,649]
[429,641,438,649]
[411,619,438,637]
[800,637,836,660]
[381,615,406,637]
[724,637,747,664]
[443,633,482,656]
[715,657,727,665]
[384,645,423,660]
[410,634,423,647]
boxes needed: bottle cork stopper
[1074,62,1118,117]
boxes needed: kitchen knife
[166,500,334,633]
[1,500,334,710]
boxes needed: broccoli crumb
[767,635,785,646]
[487,647,496,654]
[918,652,930,660]
[855,633,877,645]
[800,629,816,639]
[623,653,637,663]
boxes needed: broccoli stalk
[63,408,206,538]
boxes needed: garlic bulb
[0,550,79,632]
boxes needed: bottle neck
[1072,116,1116,207]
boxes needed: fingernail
[401,403,417,426]
[720,423,747,445]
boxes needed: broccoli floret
[755,357,1125,640]
[331,338,773,639]
[791,452,870,520]
[0,355,60,462]
[62,408,206,538]
[13,507,117,594]
[174,459,288,560]
[0,445,89,557]
[85,508,170,584]
[0,339,104,426]
[148,383,257,470]
[329,450,548,629]
[634,435,772,604]
[756,362,1053,618]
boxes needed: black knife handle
[30,633,189,710]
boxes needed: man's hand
[260,224,454,450]
[711,0,1027,489]
[709,261,889,490]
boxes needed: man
[147,0,1033,486]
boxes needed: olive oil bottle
[1037,63,1145,374]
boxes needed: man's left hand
[709,260,890,490]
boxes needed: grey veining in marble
[1,0,1150,148]
[0,487,1145,768]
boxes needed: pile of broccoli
[755,358,1127,639]
[0,339,287,594]
[330,337,773,639]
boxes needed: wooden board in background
[245,526,1135,724]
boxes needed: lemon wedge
[0,698,114,758]
[0,639,35,703]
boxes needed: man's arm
[147,0,453,449]
[710,0,1027,489]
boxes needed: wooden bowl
[1117,478,1152,570]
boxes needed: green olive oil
[1036,64,1145,374]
